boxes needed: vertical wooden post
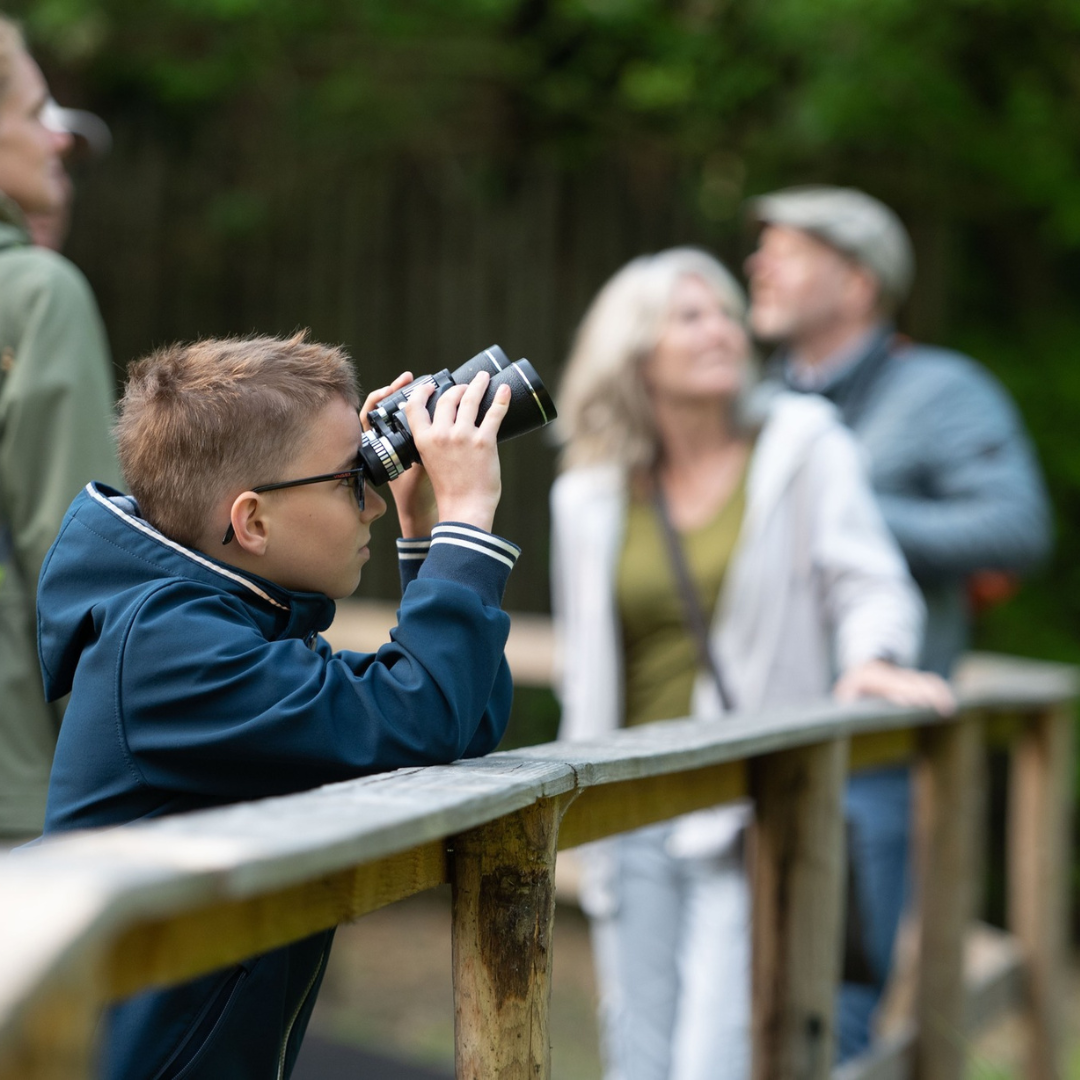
[451,796,567,1080]
[0,976,101,1080]
[912,714,980,1080]
[750,737,848,1080]
[1008,703,1075,1080]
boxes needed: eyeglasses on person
[220,460,366,545]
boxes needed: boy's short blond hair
[117,332,361,548]
[0,16,25,105]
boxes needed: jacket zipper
[276,945,328,1080]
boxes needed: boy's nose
[362,487,388,522]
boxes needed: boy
[36,332,519,1079]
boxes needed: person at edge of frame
[37,332,520,1079]
[744,184,1052,1060]
[550,245,955,1080]
[0,13,121,848]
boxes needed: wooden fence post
[750,737,848,1080]
[450,795,570,1080]
[1008,703,1076,1080]
[0,970,101,1080]
[912,714,980,1080]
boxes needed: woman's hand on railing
[833,659,957,716]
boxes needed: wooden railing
[0,639,1074,1080]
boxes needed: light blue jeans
[589,822,751,1080]
[589,768,911,1078]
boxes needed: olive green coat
[0,196,121,838]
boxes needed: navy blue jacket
[37,482,518,1078]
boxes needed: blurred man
[745,185,1051,1058]
[0,15,121,844]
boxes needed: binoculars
[359,346,557,485]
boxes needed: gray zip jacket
[771,326,1052,674]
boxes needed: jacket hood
[37,483,336,701]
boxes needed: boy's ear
[228,493,270,555]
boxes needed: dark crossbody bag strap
[651,479,736,713]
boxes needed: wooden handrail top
[0,652,1074,1056]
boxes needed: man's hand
[401,370,511,533]
[834,660,956,716]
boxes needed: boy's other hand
[361,372,438,538]
[403,371,511,534]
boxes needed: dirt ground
[310,887,602,1080]
[308,888,1080,1080]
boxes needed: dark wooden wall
[62,121,716,610]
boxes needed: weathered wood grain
[106,840,447,1000]
[557,760,746,849]
[912,716,980,1080]
[750,738,848,1080]
[0,653,1073,1080]
[451,795,572,1079]
[1008,703,1076,1080]
[0,757,573,1055]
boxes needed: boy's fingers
[429,382,470,426]
[360,371,415,431]
[451,371,491,429]
[360,385,392,430]
[402,382,437,431]
[477,383,512,437]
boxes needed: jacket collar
[86,484,337,639]
[772,324,897,423]
[740,389,844,541]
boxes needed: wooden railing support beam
[912,714,980,1080]
[1008,703,1076,1080]
[450,794,572,1080]
[750,737,848,1080]
[0,969,100,1080]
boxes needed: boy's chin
[327,570,363,600]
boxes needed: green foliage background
[6,0,1080,939]
[8,0,1080,650]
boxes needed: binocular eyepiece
[359,346,557,485]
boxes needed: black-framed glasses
[221,461,366,545]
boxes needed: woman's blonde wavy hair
[555,247,751,472]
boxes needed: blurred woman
[550,247,951,1080]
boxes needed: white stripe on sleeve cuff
[430,523,520,569]
[396,537,431,561]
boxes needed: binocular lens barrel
[359,346,557,486]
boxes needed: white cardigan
[551,392,924,742]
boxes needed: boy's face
[254,397,386,598]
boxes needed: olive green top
[617,470,747,728]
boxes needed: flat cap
[750,185,914,306]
